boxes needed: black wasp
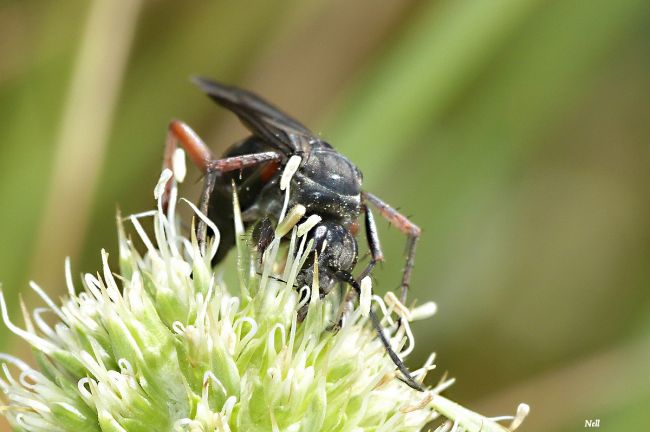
[162,78,423,391]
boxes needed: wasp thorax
[289,144,363,224]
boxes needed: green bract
[0,154,527,431]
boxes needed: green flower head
[0,150,528,431]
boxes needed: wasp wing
[193,77,317,156]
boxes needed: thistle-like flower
[0,151,528,431]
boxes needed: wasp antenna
[368,308,424,392]
[334,270,424,392]
[190,75,222,90]
[256,272,290,286]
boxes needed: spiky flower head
[0,150,528,431]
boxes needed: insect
[163,77,423,391]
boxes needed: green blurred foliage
[1,0,649,430]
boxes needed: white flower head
[0,152,527,431]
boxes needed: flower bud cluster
[0,155,527,431]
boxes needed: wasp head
[296,221,358,297]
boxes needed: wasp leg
[358,205,384,280]
[163,120,283,251]
[163,120,282,205]
[165,119,282,174]
[165,120,214,172]
[197,151,281,251]
[162,120,214,211]
[195,169,218,252]
[368,308,424,391]
[206,151,281,172]
[362,191,421,305]
[251,217,274,266]
[331,206,385,331]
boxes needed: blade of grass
[369,0,648,405]
[397,0,649,318]
[28,0,144,292]
[0,1,89,350]
[325,0,543,183]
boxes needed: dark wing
[192,76,317,156]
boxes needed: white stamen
[489,415,515,422]
[410,301,437,321]
[297,214,322,237]
[267,323,286,357]
[359,276,372,318]
[28,281,67,323]
[277,155,301,222]
[181,198,220,260]
[280,155,301,190]
[32,308,57,340]
[221,396,237,419]
[508,403,530,430]
[397,318,415,358]
[400,393,433,413]
[371,294,396,327]
[320,239,328,255]
[172,321,186,334]
[232,185,245,237]
[55,402,85,419]
[101,250,122,303]
[0,291,57,354]
[276,204,306,238]
[117,359,134,375]
[196,278,214,327]
[18,369,42,391]
[129,215,158,257]
[299,239,315,274]
[287,313,297,355]
[83,273,103,301]
[77,377,93,401]
[124,210,158,220]
[233,317,258,353]
[65,257,75,297]
[1,363,17,388]
[412,353,437,381]
[0,354,31,372]
[285,235,309,291]
[79,351,106,382]
[296,286,311,311]
[384,291,413,321]
[172,148,186,182]
[431,378,455,395]
[18,369,40,391]
[11,395,51,415]
[154,169,173,199]
[166,186,179,241]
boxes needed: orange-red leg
[163,120,282,251]
[362,191,421,305]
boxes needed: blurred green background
[1,0,649,430]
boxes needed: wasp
[162,78,423,391]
